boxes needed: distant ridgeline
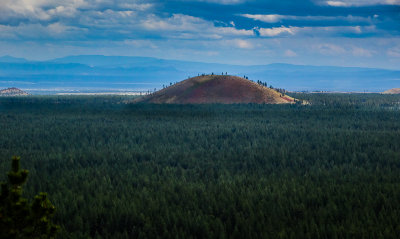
[134,74,303,104]
[1,55,400,92]
[0,87,29,96]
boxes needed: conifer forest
[0,94,400,238]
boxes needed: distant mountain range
[0,55,399,93]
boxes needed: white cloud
[216,27,253,36]
[123,39,158,49]
[325,1,350,7]
[118,3,153,11]
[255,25,369,38]
[387,0,400,4]
[241,14,283,23]
[47,5,79,18]
[0,0,392,59]
[0,22,86,40]
[0,0,152,25]
[284,49,297,57]
[232,39,253,49]
[319,0,400,6]
[141,14,202,31]
[352,47,374,57]
[305,26,365,36]
[0,25,18,39]
[387,47,400,57]
[258,26,296,37]
[77,9,140,29]
[193,0,245,4]
[241,14,372,24]
[313,43,346,55]
[140,14,253,39]
[0,7,256,41]
[0,0,86,21]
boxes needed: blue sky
[0,0,399,69]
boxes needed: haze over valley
[1,55,399,94]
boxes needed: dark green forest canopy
[0,94,399,238]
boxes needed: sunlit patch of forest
[0,94,400,238]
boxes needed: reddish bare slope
[134,75,296,104]
[0,87,28,96]
[383,88,400,94]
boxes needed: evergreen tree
[0,156,59,239]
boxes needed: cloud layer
[0,0,399,68]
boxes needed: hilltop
[134,75,298,104]
[383,88,400,94]
[0,87,29,96]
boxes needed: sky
[0,0,399,69]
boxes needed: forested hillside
[0,94,399,238]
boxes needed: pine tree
[0,156,59,239]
